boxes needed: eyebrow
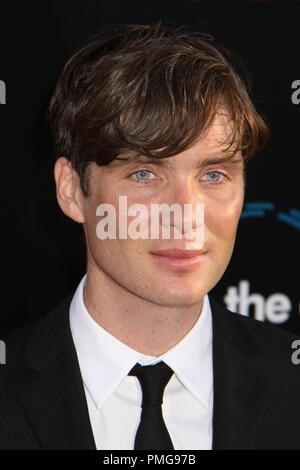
[110,154,168,167]
[198,154,244,167]
[110,152,244,168]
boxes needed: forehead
[202,112,236,147]
[185,112,237,157]
[109,112,242,169]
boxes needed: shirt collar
[70,274,213,410]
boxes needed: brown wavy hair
[48,22,269,195]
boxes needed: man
[1,23,300,450]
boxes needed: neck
[83,263,203,356]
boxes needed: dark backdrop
[0,0,299,335]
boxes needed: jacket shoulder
[0,294,74,391]
[209,295,300,372]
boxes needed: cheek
[84,195,151,258]
[205,186,244,241]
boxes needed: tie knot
[128,362,174,407]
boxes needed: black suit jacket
[0,294,300,450]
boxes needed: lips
[150,248,205,258]
[149,248,206,271]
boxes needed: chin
[145,284,208,308]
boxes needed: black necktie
[128,361,174,450]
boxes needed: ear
[54,157,85,223]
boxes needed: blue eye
[132,170,155,181]
[205,171,222,182]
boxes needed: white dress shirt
[69,274,213,450]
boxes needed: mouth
[149,248,206,271]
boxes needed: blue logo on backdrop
[240,201,300,231]
[222,201,299,326]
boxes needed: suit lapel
[16,293,269,450]
[17,296,96,450]
[210,298,269,450]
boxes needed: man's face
[80,114,245,307]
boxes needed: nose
[161,179,204,243]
